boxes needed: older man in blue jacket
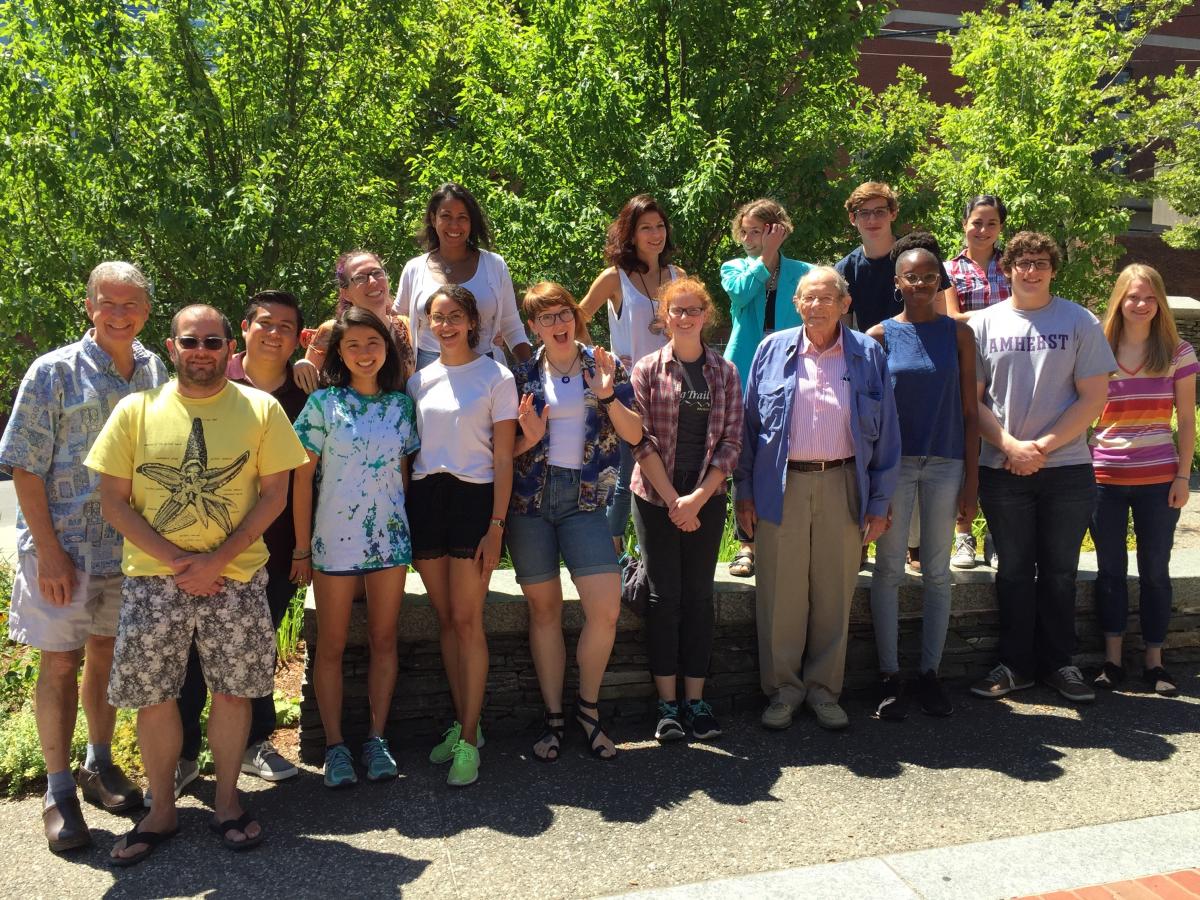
[735,266,900,731]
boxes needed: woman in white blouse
[393,183,532,369]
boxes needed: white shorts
[8,552,123,652]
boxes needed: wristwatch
[489,517,506,531]
[597,393,616,405]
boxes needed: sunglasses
[174,335,228,350]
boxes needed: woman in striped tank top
[1089,264,1197,696]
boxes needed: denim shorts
[506,466,621,585]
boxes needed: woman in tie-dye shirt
[1089,264,1197,697]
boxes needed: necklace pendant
[561,374,570,384]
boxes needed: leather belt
[787,457,854,472]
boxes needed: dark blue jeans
[1090,481,1179,646]
[179,564,295,760]
[979,464,1096,679]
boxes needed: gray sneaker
[143,757,200,807]
[950,533,977,569]
[760,700,795,730]
[970,663,1035,698]
[1043,665,1095,703]
[809,700,850,731]
[242,740,299,781]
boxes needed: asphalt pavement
[0,666,1197,899]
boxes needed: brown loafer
[77,763,143,813]
[43,794,92,853]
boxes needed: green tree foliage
[4,0,1200,403]
[912,0,1196,305]
[0,0,432,381]
[0,0,886,398]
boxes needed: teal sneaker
[429,721,485,764]
[323,744,357,789]
[446,740,480,787]
[360,735,398,782]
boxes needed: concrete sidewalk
[1,664,1197,899]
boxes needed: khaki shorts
[7,553,123,652]
[108,568,275,709]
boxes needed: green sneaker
[446,740,480,787]
[323,744,357,789]
[429,721,485,764]
[360,735,398,782]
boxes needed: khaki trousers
[755,467,861,708]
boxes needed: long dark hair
[419,183,491,252]
[603,194,675,274]
[322,306,404,393]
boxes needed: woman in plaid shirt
[630,276,743,742]
[944,195,1010,569]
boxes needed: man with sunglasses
[163,292,311,805]
[85,304,307,866]
[968,232,1114,704]
[0,261,167,853]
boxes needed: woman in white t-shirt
[406,284,519,788]
[579,195,684,552]
[393,183,532,370]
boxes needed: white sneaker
[143,757,200,807]
[241,740,299,781]
[950,533,977,569]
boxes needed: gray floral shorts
[108,567,276,708]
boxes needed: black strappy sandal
[575,697,617,760]
[534,710,565,763]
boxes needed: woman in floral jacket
[509,282,643,762]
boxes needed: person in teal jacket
[721,198,812,576]
[722,199,813,389]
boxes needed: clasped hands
[1003,437,1047,476]
[667,491,703,532]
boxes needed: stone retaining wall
[298,554,1200,763]
[1167,296,1200,349]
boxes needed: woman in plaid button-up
[630,276,743,742]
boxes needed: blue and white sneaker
[323,744,358,789]
[360,736,398,782]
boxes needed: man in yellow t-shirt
[85,304,308,867]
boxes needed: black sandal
[576,697,617,760]
[534,710,565,763]
[209,811,265,851]
[110,822,179,868]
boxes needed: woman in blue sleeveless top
[866,233,979,720]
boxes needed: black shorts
[407,473,494,560]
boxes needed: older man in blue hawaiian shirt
[0,261,167,853]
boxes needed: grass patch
[277,585,306,663]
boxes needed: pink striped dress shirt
[788,328,855,461]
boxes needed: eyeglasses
[430,312,467,327]
[535,309,575,327]
[799,295,842,307]
[1012,259,1053,272]
[852,206,891,221]
[898,273,941,287]
[667,306,705,319]
[349,267,387,286]
[174,335,228,350]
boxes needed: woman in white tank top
[580,195,684,551]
